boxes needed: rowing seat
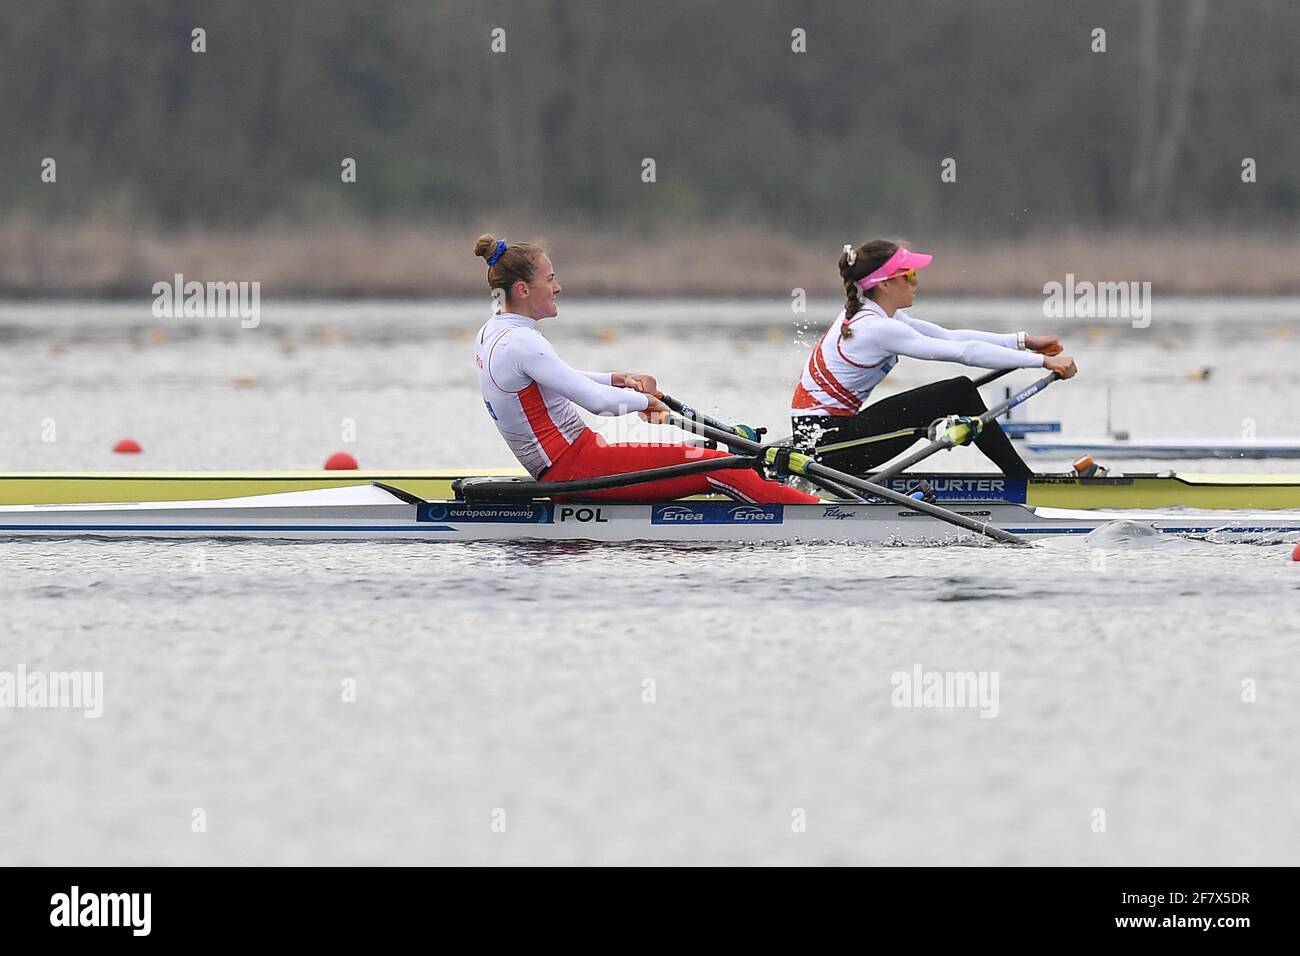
[451,476,534,501]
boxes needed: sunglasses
[885,269,918,286]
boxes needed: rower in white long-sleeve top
[474,234,818,503]
[792,240,1078,476]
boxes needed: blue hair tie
[486,239,507,266]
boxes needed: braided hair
[838,239,901,323]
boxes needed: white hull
[1,486,1298,543]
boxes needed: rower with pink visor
[854,247,934,292]
[791,238,1078,477]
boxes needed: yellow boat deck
[0,470,1298,510]
[1023,473,1300,510]
[0,470,527,506]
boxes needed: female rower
[473,234,818,503]
[791,240,1077,477]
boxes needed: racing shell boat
[0,484,1297,543]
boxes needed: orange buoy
[1292,542,1300,562]
[324,451,358,470]
[113,438,142,454]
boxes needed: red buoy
[1291,542,1300,562]
[324,451,358,470]
[113,438,142,454]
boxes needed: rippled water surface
[1,299,1298,865]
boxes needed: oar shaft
[795,473,868,502]
[872,371,1060,482]
[996,371,1060,416]
[457,454,759,501]
[663,397,733,434]
[971,368,1014,387]
[663,395,866,500]
[658,395,760,446]
[680,370,1017,457]
[800,461,1027,545]
[665,406,1028,546]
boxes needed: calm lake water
[1,298,1298,864]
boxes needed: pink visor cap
[854,247,933,292]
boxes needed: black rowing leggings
[792,376,1034,476]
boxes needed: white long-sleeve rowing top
[476,312,650,477]
[791,300,1045,417]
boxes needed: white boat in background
[1018,435,1300,460]
[0,484,1297,544]
[1000,385,1300,459]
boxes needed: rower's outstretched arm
[577,371,659,394]
[875,319,1045,370]
[514,336,650,416]
[895,310,1021,348]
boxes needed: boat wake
[1080,518,1300,548]
[1082,520,1167,548]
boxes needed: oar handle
[658,393,762,443]
[658,392,716,426]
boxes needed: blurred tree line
[2,0,1297,236]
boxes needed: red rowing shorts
[542,428,819,504]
